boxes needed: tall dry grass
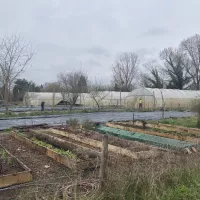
[11,152,200,200]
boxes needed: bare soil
[17,124,152,153]
[22,131,99,161]
[0,147,24,175]
[0,133,85,200]
[0,127,200,199]
[51,125,151,152]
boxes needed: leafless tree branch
[0,34,34,112]
[112,52,139,92]
[88,80,109,111]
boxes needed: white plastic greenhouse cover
[128,88,200,99]
[24,91,130,106]
[25,92,130,100]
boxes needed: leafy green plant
[31,137,77,160]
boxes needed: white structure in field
[23,88,200,110]
[126,88,200,109]
[23,91,130,107]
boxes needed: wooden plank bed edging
[11,132,98,170]
[38,128,159,160]
[121,121,200,135]
[105,122,200,144]
[0,145,32,188]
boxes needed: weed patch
[159,117,197,128]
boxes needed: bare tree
[0,35,34,113]
[141,60,164,88]
[160,47,190,89]
[24,92,37,107]
[88,81,109,111]
[181,34,200,90]
[43,82,62,93]
[58,71,84,110]
[112,52,139,92]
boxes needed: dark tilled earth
[0,134,78,200]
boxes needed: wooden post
[99,135,108,189]
[52,87,55,112]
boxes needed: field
[1,118,200,199]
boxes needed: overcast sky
[1,0,200,84]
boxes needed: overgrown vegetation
[31,137,77,160]
[66,118,80,129]
[158,117,197,128]
[82,120,94,130]
[93,164,200,200]
[0,149,13,173]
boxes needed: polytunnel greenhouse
[23,92,63,106]
[125,88,200,110]
[23,91,130,107]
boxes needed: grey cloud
[2,0,200,85]
[135,48,156,60]
[138,27,169,38]
[87,47,111,57]
[85,59,103,67]
[37,43,110,58]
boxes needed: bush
[66,118,80,129]
[82,120,94,130]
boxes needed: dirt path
[0,134,77,200]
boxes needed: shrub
[82,120,94,130]
[66,118,80,129]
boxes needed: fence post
[99,135,108,189]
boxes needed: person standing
[139,98,143,110]
[41,101,45,111]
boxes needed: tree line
[142,34,200,90]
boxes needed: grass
[158,117,198,128]
[93,160,200,200]
[0,109,94,118]
[0,109,130,119]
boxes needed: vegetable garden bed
[105,122,200,144]
[31,127,160,160]
[120,120,200,135]
[0,145,32,188]
[12,131,99,170]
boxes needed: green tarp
[97,126,198,150]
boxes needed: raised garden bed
[105,122,200,144]
[0,145,32,188]
[12,131,100,170]
[31,127,160,160]
[97,126,198,151]
[121,120,200,136]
